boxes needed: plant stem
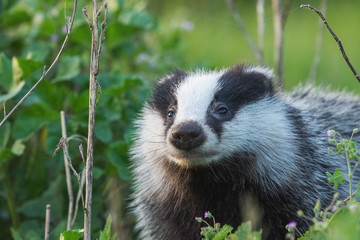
[0,0,78,129]
[61,111,74,230]
[3,174,19,229]
[44,204,51,240]
[345,148,352,201]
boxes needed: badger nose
[170,122,205,151]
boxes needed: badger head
[134,65,290,169]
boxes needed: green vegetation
[1,0,360,239]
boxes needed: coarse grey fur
[130,65,360,240]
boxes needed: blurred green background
[0,0,360,239]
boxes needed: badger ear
[243,65,275,94]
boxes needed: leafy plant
[285,129,360,240]
[0,0,189,239]
[195,211,261,240]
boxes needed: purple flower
[204,212,208,218]
[331,205,337,212]
[181,20,194,32]
[137,53,148,63]
[50,34,59,42]
[287,221,297,228]
[62,25,68,34]
[327,129,333,137]
[349,205,355,212]
[148,61,156,68]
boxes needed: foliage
[0,0,190,239]
[195,212,261,240]
[285,129,360,240]
[197,129,360,240]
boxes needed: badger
[130,64,360,239]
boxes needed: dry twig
[308,0,328,83]
[301,4,360,84]
[44,204,51,240]
[71,169,86,227]
[225,0,264,65]
[0,0,78,128]
[256,0,265,58]
[272,0,284,90]
[60,111,74,230]
[82,1,108,240]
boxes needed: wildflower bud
[354,128,358,133]
[287,222,297,229]
[331,205,337,212]
[204,211,212,219]
[333,193,339,199]
[328,148,333,154]
[195,217,203,222]
[314,200,321,214]
[297,210,304,217]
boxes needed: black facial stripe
[206,64,273,138]
[149,69,187,119]
[149,69,187,135]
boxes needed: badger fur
[130,64,360,239]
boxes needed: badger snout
[170,121,205,151]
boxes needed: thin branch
[343,188,359,205]
[301,4,360,84]
[71,169,86,228]
[272,0,284,91]
[82,7,92,30]
[61,111,74,230]
[53,137,81,181]
[79,144,86,166]
[44,204,51,240]
[281,0,292,26]
[225,0,264,65]
[0,0,78,129]
[308,0,328,83]
[3,102,6,118]
[83,1,108,239]
[97,2,108,75]
[256,0,265,58]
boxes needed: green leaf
[119,10,156,30]
[354,182,360,200]
[99,215,113,240]
[12,57,42,83]
[12,104,58,140]
[15,58,42,79]
[10,228,23,240]
[0,121,11,150]
[214,225,233,240]
[0,9,31,28]
[326,169,345,190]
[23,42,52,62]
[106,141,131,181]
[0,149,13,172]
[0,81,25,103]
[11,139,25,156]
[18,175,64,218]
[232,222,261,240]
[53,56,81,82]
[0,52,12,91]
[60,229,84,240]
[95,120,113,143]
[93,166,104,180]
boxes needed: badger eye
[167,110,175,118]
[216,107,228,115]
[212,103,231,121]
